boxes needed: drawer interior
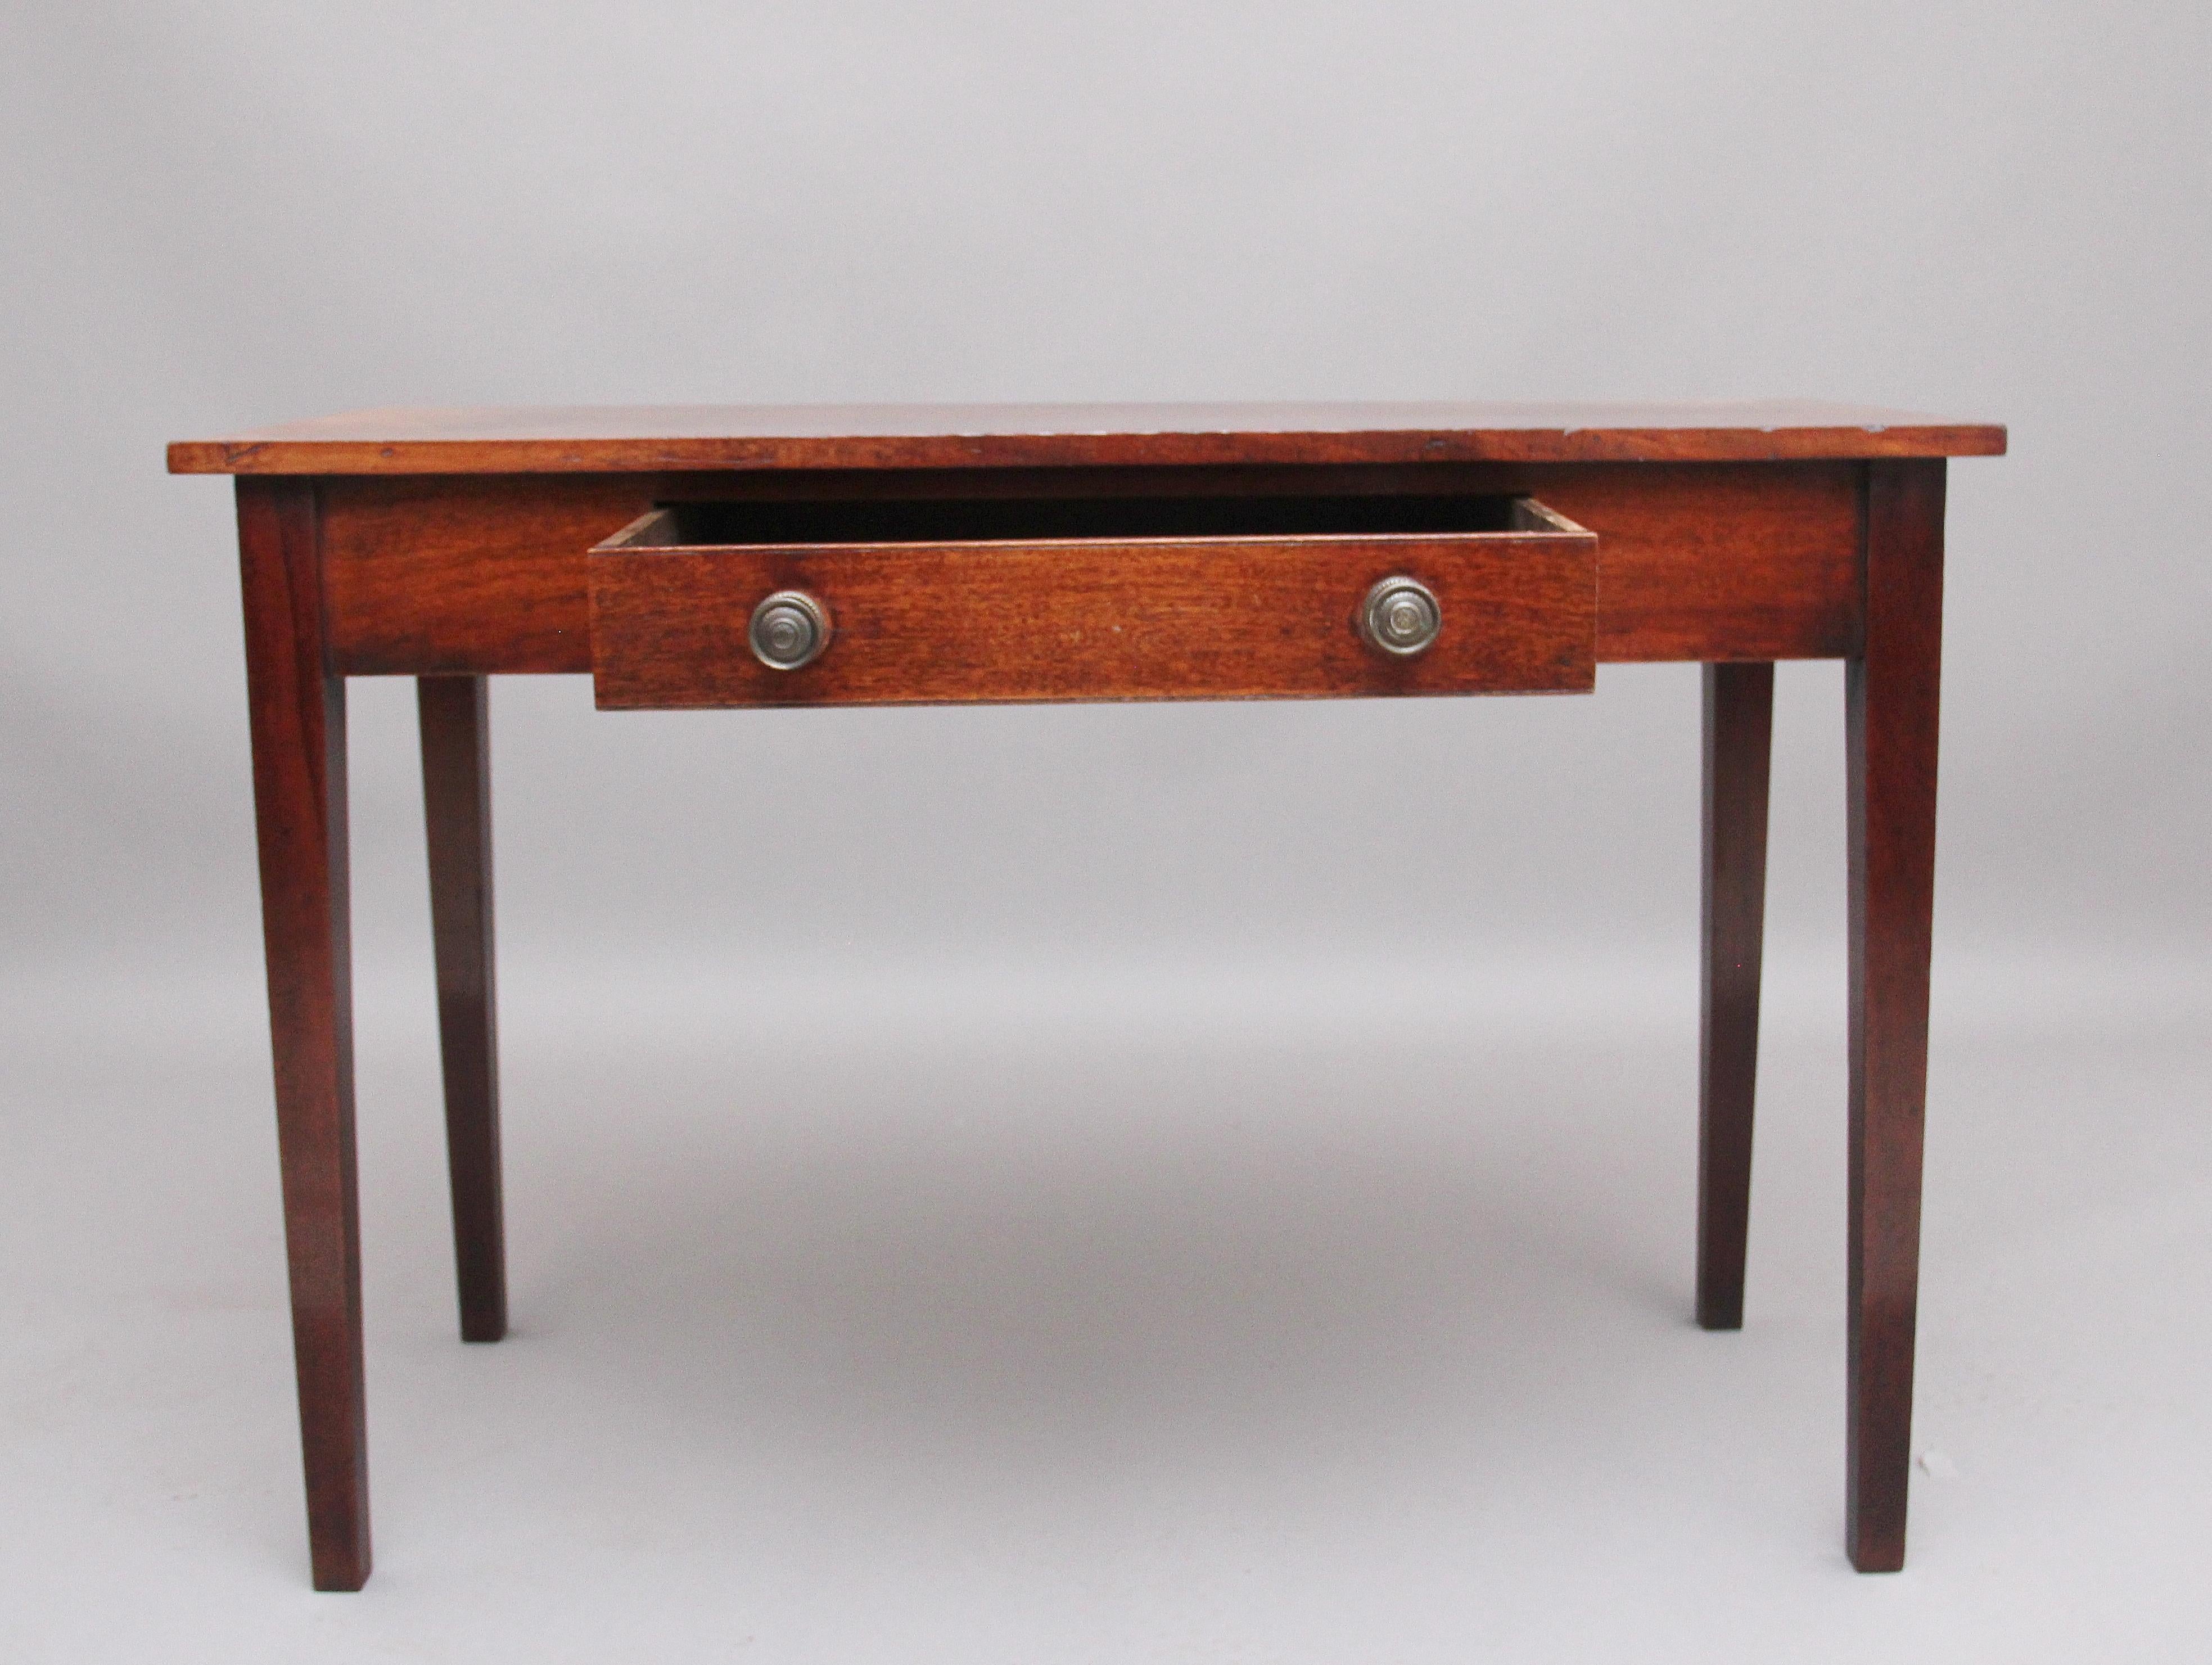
[603,493,1574,551]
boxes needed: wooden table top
[169,401,2005,476]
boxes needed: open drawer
[586,493,1596,709]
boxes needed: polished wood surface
[589,498,1595,708]
[1844,459,1947,1572]
[313,462,1865,676]
[417,677,505,1344]
[236,477,370,1591]
[169,400,2006,475]
[1696,662,1775,1332]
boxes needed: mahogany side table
[168,402,2006,1589]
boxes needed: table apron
[313,461,1865,677]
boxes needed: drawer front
[589,517,1595,710]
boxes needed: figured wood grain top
[169,401,2006,475]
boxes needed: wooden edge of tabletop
[168,408,2008,475]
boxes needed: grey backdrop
[3,4,2208,1661]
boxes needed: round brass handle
[1360,576,1442,657]
[749,590,832,671]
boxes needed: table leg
[1697,661,1773,1330]
[418,676,507,1343]
[1845,459,1945,1572]
[237,479,370,1590]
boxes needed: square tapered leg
[237,478,370,1591]
[418,675,507,1343]
[1844,459,1946,1572]
[1698,660,1774,1330]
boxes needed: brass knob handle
[1360,576,1442,657]
[749,590,831,671]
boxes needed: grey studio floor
[4,725,2209,1661]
